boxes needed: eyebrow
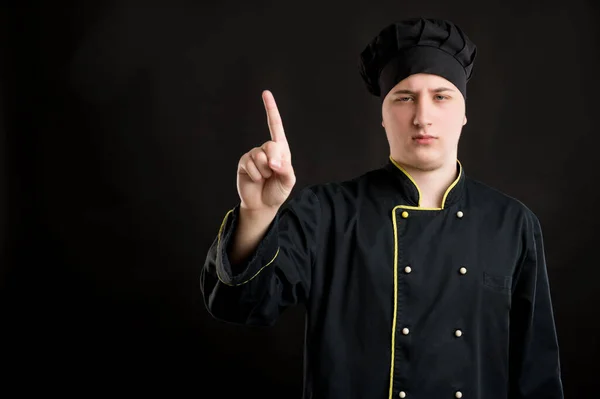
[392,87,456,95]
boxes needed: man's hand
[236,90,296,213]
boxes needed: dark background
[2,1,598,397]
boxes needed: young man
[200,18,564,399]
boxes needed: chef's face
[381,73,467,171]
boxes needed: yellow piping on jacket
[388,155,462,210]
[215,208,280,287]
[387,156,463,398]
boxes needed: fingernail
[271,159,281,168]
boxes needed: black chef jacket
[200,157,564,399]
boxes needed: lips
[413,135,436,144]
[413,135,436,139]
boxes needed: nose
[413,100,433,127]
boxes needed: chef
[200,17,564,399]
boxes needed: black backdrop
[2,1,598,397]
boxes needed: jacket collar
[383,156,465,209]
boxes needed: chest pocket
[482,271,513,295]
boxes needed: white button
[459,267,467,275]
[402,327,410,335]
[404,266,412,274]
[455,329,463,337]
[399,391,406,398]
[456,211,464,218]
[455,391,463,398]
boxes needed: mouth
[412,135,437,144]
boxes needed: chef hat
[358,18,477,100]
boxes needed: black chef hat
[359,18,477,100]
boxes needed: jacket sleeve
[508,211,564,398]
[199,187,322,327]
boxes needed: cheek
[448,118,466,140]
[444,106,466,130]
[384,108,410,126]
[452,115,465,128]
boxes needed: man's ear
[463,115,467,126]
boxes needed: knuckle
[254,149,268,163]
[244,157,255,170]
[262,141,279,156]
[261,140,273,151]
[249,147,261,157]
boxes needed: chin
[407,148,444,170]
[410,161,442,172]
[405,151,445,171]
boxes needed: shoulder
[281,166,391,216]
[465,177,541,229]
[301,166,391,204]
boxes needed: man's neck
[401,161,459,208]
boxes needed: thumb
[271,157,296,189]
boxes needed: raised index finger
[262,90,288,145]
